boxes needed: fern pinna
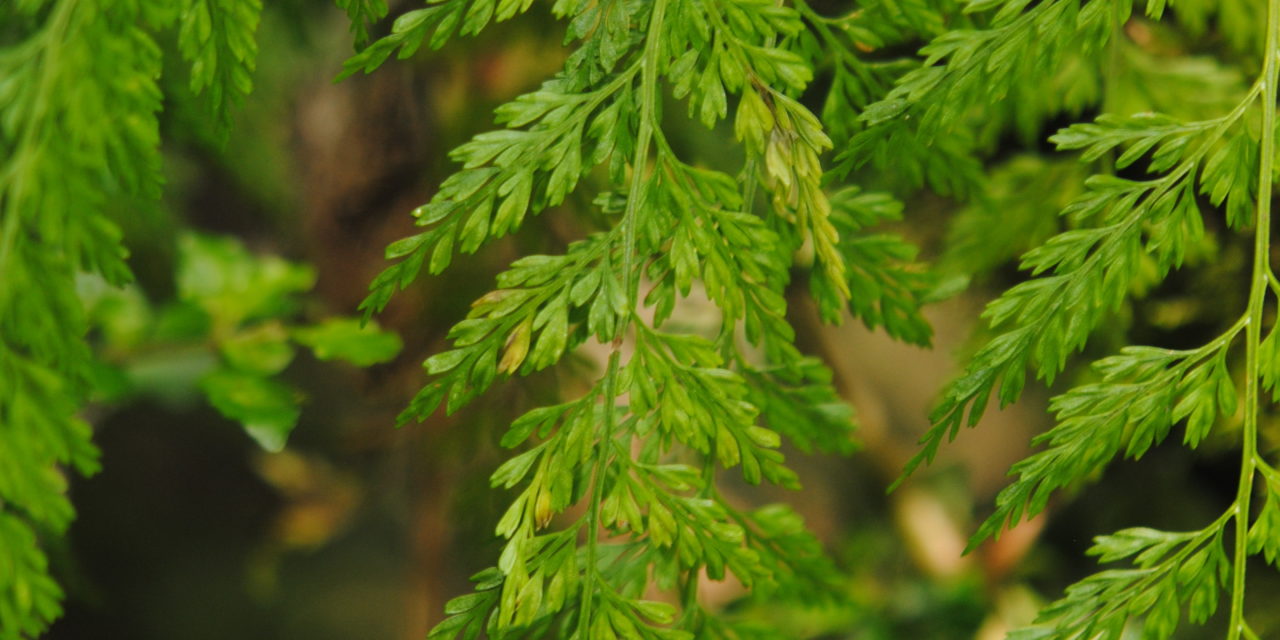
[348,0,940,637]
[871,1,1280,638]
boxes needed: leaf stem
[577,0,668,634]
[577,351,619,638]
[619,0,668,311]
[1227,3,1279,637]
[1099,0,1125,174]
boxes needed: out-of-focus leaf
[176,233,315,326]
[220,322,295,375]
[201,367,301,452]
[77,274,154,350]
[293,318,403,366]
[224,320,298,373]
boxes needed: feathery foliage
[8,0,1280,636]
[348,0,938,636]
[880,0,1280,638]
[2,3,166,636]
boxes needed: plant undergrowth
[2,0,1280,639]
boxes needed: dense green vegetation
[2,0,1279,638]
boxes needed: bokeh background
[43,2,1279,638]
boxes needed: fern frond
[1010,516,1231,639]
[847,0,1128,191]
[177,0,262,136]
[971,326,1242,546]
[912,2,1280,638]
[0,1,166,635]
[349,0,944,635]
[903,95,1261,482]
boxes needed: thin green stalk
[618,0,668,311]
[1227,3,1280,637]
[1099,0,1125,174]
[576,350,620,638]
[576,0,668,634]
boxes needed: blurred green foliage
[83,232,402,452]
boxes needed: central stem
[576,0,668,635]
[1227,3,1280,638]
